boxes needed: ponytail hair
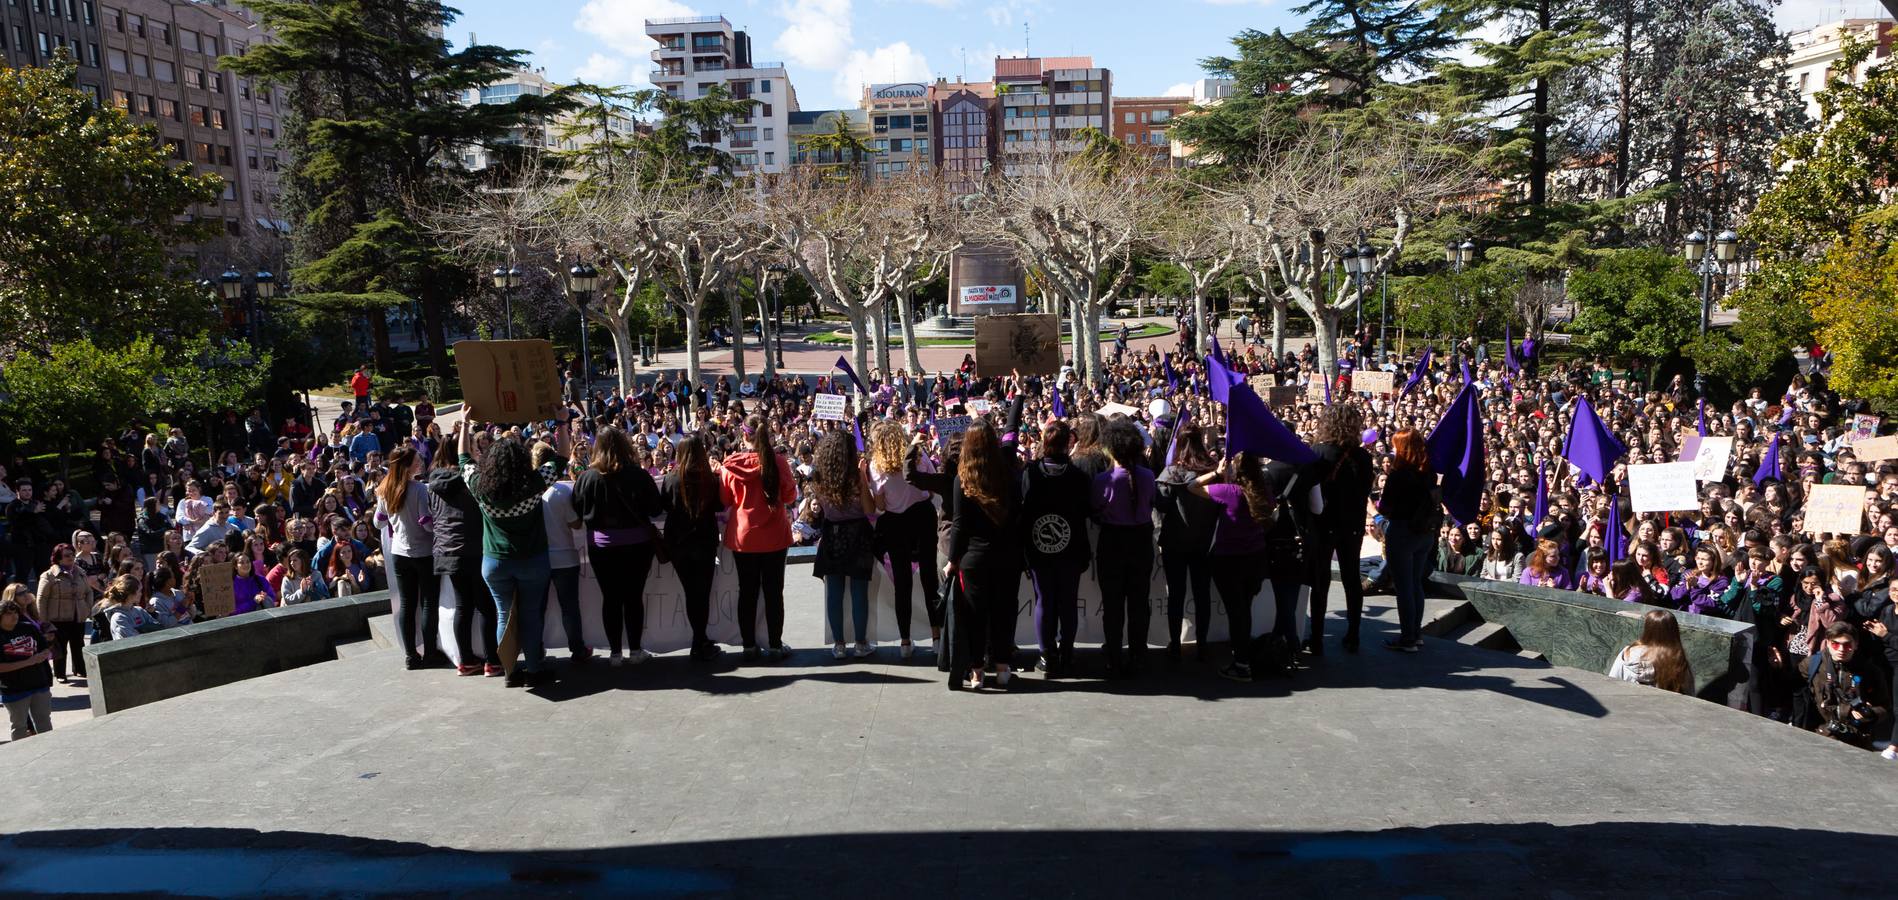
[746,414,782,505]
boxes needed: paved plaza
[2,583,1894,897]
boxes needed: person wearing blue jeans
[457,418,566,688]
[826,574,870,651]
[486,553,552,676]
[809,431,878,660]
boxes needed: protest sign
[454,340,563,423]
[1681,435,1733,482]
[1852,434,1898,462]
[198,562,236,619]
[1846,413,1881,444]
[1803,483,1866,536]
[973,313,1060,377]
[812,393,848,421]
[1305,379,1327,403]
[1267,385,1301,408]
[1627,462,1700,513]
[933,415,973,448]
[1096,402,1140,419]
[1353,371,1396,395]
[966,398,993,415]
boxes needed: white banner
[813,393,848,421]
[1627,461,1700,513]
[959,284,1017,306]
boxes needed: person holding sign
[719,415,798,663]
[457,418,567,689]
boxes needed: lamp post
[1682,221,1738,399]
[1444,240,1475,363]
[490,265,521,339]
[1344,237,1375,361]
[567,261,600,405]
[767,262,789,369]
[219,266,245,334]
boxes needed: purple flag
[852,413,866,452]
[1323,369,1333,405]
[1050,384,1067,419]
[1753,434,1780,485]
[1531,459,1548,532]
[1504,326,1520,373]
[1520,336,1537,363]
[1401,346,1433,397]
[1225,384,1317,464]
[1562,394,1627,487]
[1211,333,1227,366]
[1164,408,1190,467]
[1426,381,1486,525]
[834,355,867,395]
[1697,397,1708,437]
[1778,404,1795,427]
[1206,352,1245,405]
[1163,353,1178,391]
[1606,479,1627,563]
[1461,357,1473,386]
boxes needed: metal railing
[648,14,729,26]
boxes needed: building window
[760,78,771,93]
[211,109,225,129]
[217,145,232,166]
[242,113,254,134]
[82,1,94,25]
[258,116,275,139]
[194,141,213,163]
[762,127,773,140]
[110,88,130,111]
[158,97,178,120]
[1152,109,1171,123]
[763,151,774,165]
[760,103,771,117]
[226,218,241,236]
[203,36,217,56]
[221,180,235,201]
[179,29,197,53]
[185,68,203,89]
[86,42,98,67]
[262,155,279,172]
[37,32,50,54]
[153,59,173,81]
[130,53,148,76]
[1124,111,1134,124]
[126,12,141,36]
[247,152,258,170]
[106,48,128,72]
[189,105,207,126]
[165,138,184,160]
[154,23,169,45]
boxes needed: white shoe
[1883,746,1898,761]
[609,651,624,667]
[899,641,914,659]
[924,638,938,655]
[853,642,874,658]
[832,643,847,659]
[627,649,652,666]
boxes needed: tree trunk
[899,287,923,376]
[682,307,703,391]
[1192,289,1210,361]
[1067,299,1087,384]
[1612,10,1634,199]
[847,309,871,397]
[422,295,451,380]
[604,318,637,396]
[756,294,777,379]
[727,286,746,385]
[1313,307,1342,384]
[1083,302,1106,386]
[369,309,394,372]
[1528,0,1552,207]
[875,303,893,377]
[1271,298,1287,359]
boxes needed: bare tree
[638,186,758,388]
[1240,228,1294,358]
[1241,129,1469,378]
[1153,185,1245,356]
[978,146,1161,384]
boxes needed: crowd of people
[1,316,1894,761]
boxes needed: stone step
[366,614,400,650]
[1421,599,1477,637]
[1517,649,1547,662]
[331,637,384,660]
[1451,621,1520,652]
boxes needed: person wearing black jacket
[1022,419,1092,676]
[660,435,725,660]
[8,482,57,587]
[1852,544,1897,752]
[571,426,664,665]
[426,436,500,677]
[1307,405,1376,654]
[948,420,1024,690]
[1376,430,1440,652]
[1153,423,1218,664]
[290,464,327,519]
[1264,458,1320,643]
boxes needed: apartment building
[1111,95,1189,166]
[1782,18,1894,122]
[458,65,641,172]
[861,81,931,179]
[645,14,797,176]
[993,55,1110,177]
[0,0,107,101]
[788,107,871,175]
[928,79,995,195]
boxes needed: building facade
[993,55,1110,177]
[0,0,107,101]
[458,65,640,172]
[929,79,995,195]
[861,81,930,179]
[788,107,871,175]
[1782,18,1894,123]
[1111,95,1189,166]
[646,14,798,176]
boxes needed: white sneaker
[1883,746,1898,761]
[832,643,847,659]
[899,641,914,659]
[627,649,652,666]
[609,651,624,667]
[853,642,874,658]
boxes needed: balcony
[745,60,786,71]
[1053,91,1102,105]
[650,69,684,81]
[648,14,730,26]
[730,139,754,149]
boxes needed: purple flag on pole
[1504,326,1520,373]
[1163,353,1179,391]
[1754,434,1781,485]
[1532,459,1548,532]
[1323,369,1333,405]
[1401,346,1433,397]
[834,355,867,395]
[853,415,866,452]
[1562,394,1628,487]
[1211,333,1227,366]
[1778,404,1795,427]
[1425,381,1486,525]
[1050,384,1067,419]
[1606,479,1627,563]
[1461,357,1473,386]
[1164,408,1190,467]
[1206,352,1245,405]
[1520,336,1537,363]
[1224,384,1317,464]
[1697,397,1708,437]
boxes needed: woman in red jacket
[720,414,798,662]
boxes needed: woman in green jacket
[457,419,566,688]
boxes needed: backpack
[1247,632,1296,678]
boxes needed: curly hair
[870,421,909,475]
[811,430,860,509]
[1102,419,1145,471]
[1313,403,1365,448]
[475,436,536,506]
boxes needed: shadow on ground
[0,823,1879,896]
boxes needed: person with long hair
[99,575,160,639]
[1604,559,1648,604]
[812,430,879,659]
[457,418,567,688]
[572,426,663,666]
[660,435,725,660]
[1518,539,1566,589]
[1376,430,1440,652]
[1307,404,1375,654]
[869,421,940,657]
[1091,418,1156,678]
[1480,528,1520,582]
[231,553,276,614]
[277,548,330,606]
[1608,609,1694,694]
[949,421,1024,689]
[534,442,592,667]
[719,414,798,662]
[1021,419,1092,676]
[1188,452,1278,681]
[1669,545,1730,616]
[428,432,501,677]
[373,444,442,669]
[1153,421,1218,665]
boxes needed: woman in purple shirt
[1669,545,1730,616]
[1189,452,1275,682]
[231,554,276,614]
[1091,419,1156,678]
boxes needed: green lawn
[807,321,1174,347]
[312,353,464,403]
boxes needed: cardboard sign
[1305,379,1327,403]
[454,340,563,423]
[1096,402,1140,420]
[1846,413,1881,444]
[1267,385,1302,408]
[198,562,236,618]
[1803,482,1866,536]
[933,415,973,448]
[973,313,1061,377]
[1682,435,1733,482]
[1354,371,1396,395]
[966,398,994,415]
[1851,434,1898,462]
[812,393,848,421]
[1627,461,1700,513]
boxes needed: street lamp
[567,261,600,405]
[490,265,522,339]
[1683,223,1740,398]
[767,262,789,369]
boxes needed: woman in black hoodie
[1021,419,1092,676]
[1153,422,1219,664]
[426,435,500,677]
[660,435,725,660]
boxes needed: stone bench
[1428,572,1755,705]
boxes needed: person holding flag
[1377,430,1441,652]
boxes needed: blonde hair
[870,422,908,475]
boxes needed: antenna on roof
[1024,22,1031,58]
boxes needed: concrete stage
[2,584,1894,897]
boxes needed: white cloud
[1162,82,1194,97]
[834,41,932,99]
[574,52,632,84]
[574,0,696,47]
[985,4,1012,25]
[774,0,854,70]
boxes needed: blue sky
[445,0,1884,112]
